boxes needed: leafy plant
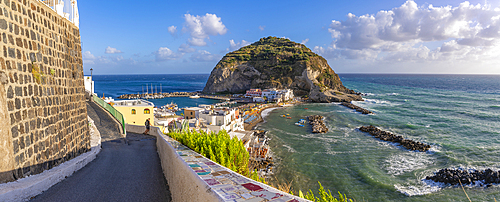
[297,182,353,202]
[168,130,250,175]
[31,61,44,84]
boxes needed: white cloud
[183,13,227,46]
[259,25,265,31]
[83,51,136,67]
[178,44,196,53]
[228,39,251,51]
[105,46,123,54]
[190,50,221,62]
[168,25,177,36]
[83,51,96,64]
[154,47,184,61]
[321,0,500,62]
[301,38,309,45]
[83,51,96,60]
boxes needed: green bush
[168,130,250,175]
[297,182,353,202]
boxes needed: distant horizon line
[85,73,500,76]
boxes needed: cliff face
[203,37,362,102]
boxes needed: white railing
[39,0,79,28]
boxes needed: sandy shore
[260,107,279,121]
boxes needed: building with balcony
[245,89,262,98]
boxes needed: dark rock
[0,19,7,30]
[308,115,328,133]
[7,86,13,98]
[359,125,430,152]
[426,168,500,187]
[341,102,373,114]
[8,47,15,58]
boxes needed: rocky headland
[202,36,362,103]
[359,125,430,152]
[426,168,500,187]
[308,115,328,133]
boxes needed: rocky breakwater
[426,168,500,187]
[118,92,195,99]
[202,36,362,103]
[359,125,430,152]
[308,115,328,133]
[341,102,373,114]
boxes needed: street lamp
[90,68,93,98]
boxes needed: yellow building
[111,99,154,126]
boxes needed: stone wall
[0,0,89,184]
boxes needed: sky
[78,0,500,75]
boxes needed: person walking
[143,118,151,135]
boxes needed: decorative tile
[204,178,221,186]
[197,172,211,175]
[221,193,241,200]
[192,167,203,170]
[199,175,213,179]
[189,164,201,167]
[205,161,216,165]
[221,186,239,193]
[233,178,251,185]
[242,197,265,202]
[212,184,233,189]
[242,183,264,191]
[287,199,300,202]
[218,178,234,185]
[251,190,283,200]
[241,193,254,199]
[195,169,207,173]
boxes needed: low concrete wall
[126,124,308,202]
[0,117,102,202]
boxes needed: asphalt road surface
[30,102,171,202]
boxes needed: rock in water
[359,125,431,152]
[202,36,362,102]
[308,115,328,133]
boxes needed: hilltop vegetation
[203,36,362,102]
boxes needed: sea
[93,74,500,201]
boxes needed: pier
[117,92,237,101]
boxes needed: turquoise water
[258,74,500,201]
[94,74,500,201]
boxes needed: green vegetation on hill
[220,36,315,66]
[213,36,346,93]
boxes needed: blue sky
[79,0,500,75]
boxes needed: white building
[84,76,94,95]
[198,107,244,134]
[41,0,79,28]
[278,89,294,101]
[183,107,205,119]
[261,89,278,101]
[261,88,294,102]
[253,97,265,103]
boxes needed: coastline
[246,103,297,130]
[260,107,280,121]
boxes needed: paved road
[86,101,124,142]
[30,102,171,202]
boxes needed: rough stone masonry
[0,0,89,183]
